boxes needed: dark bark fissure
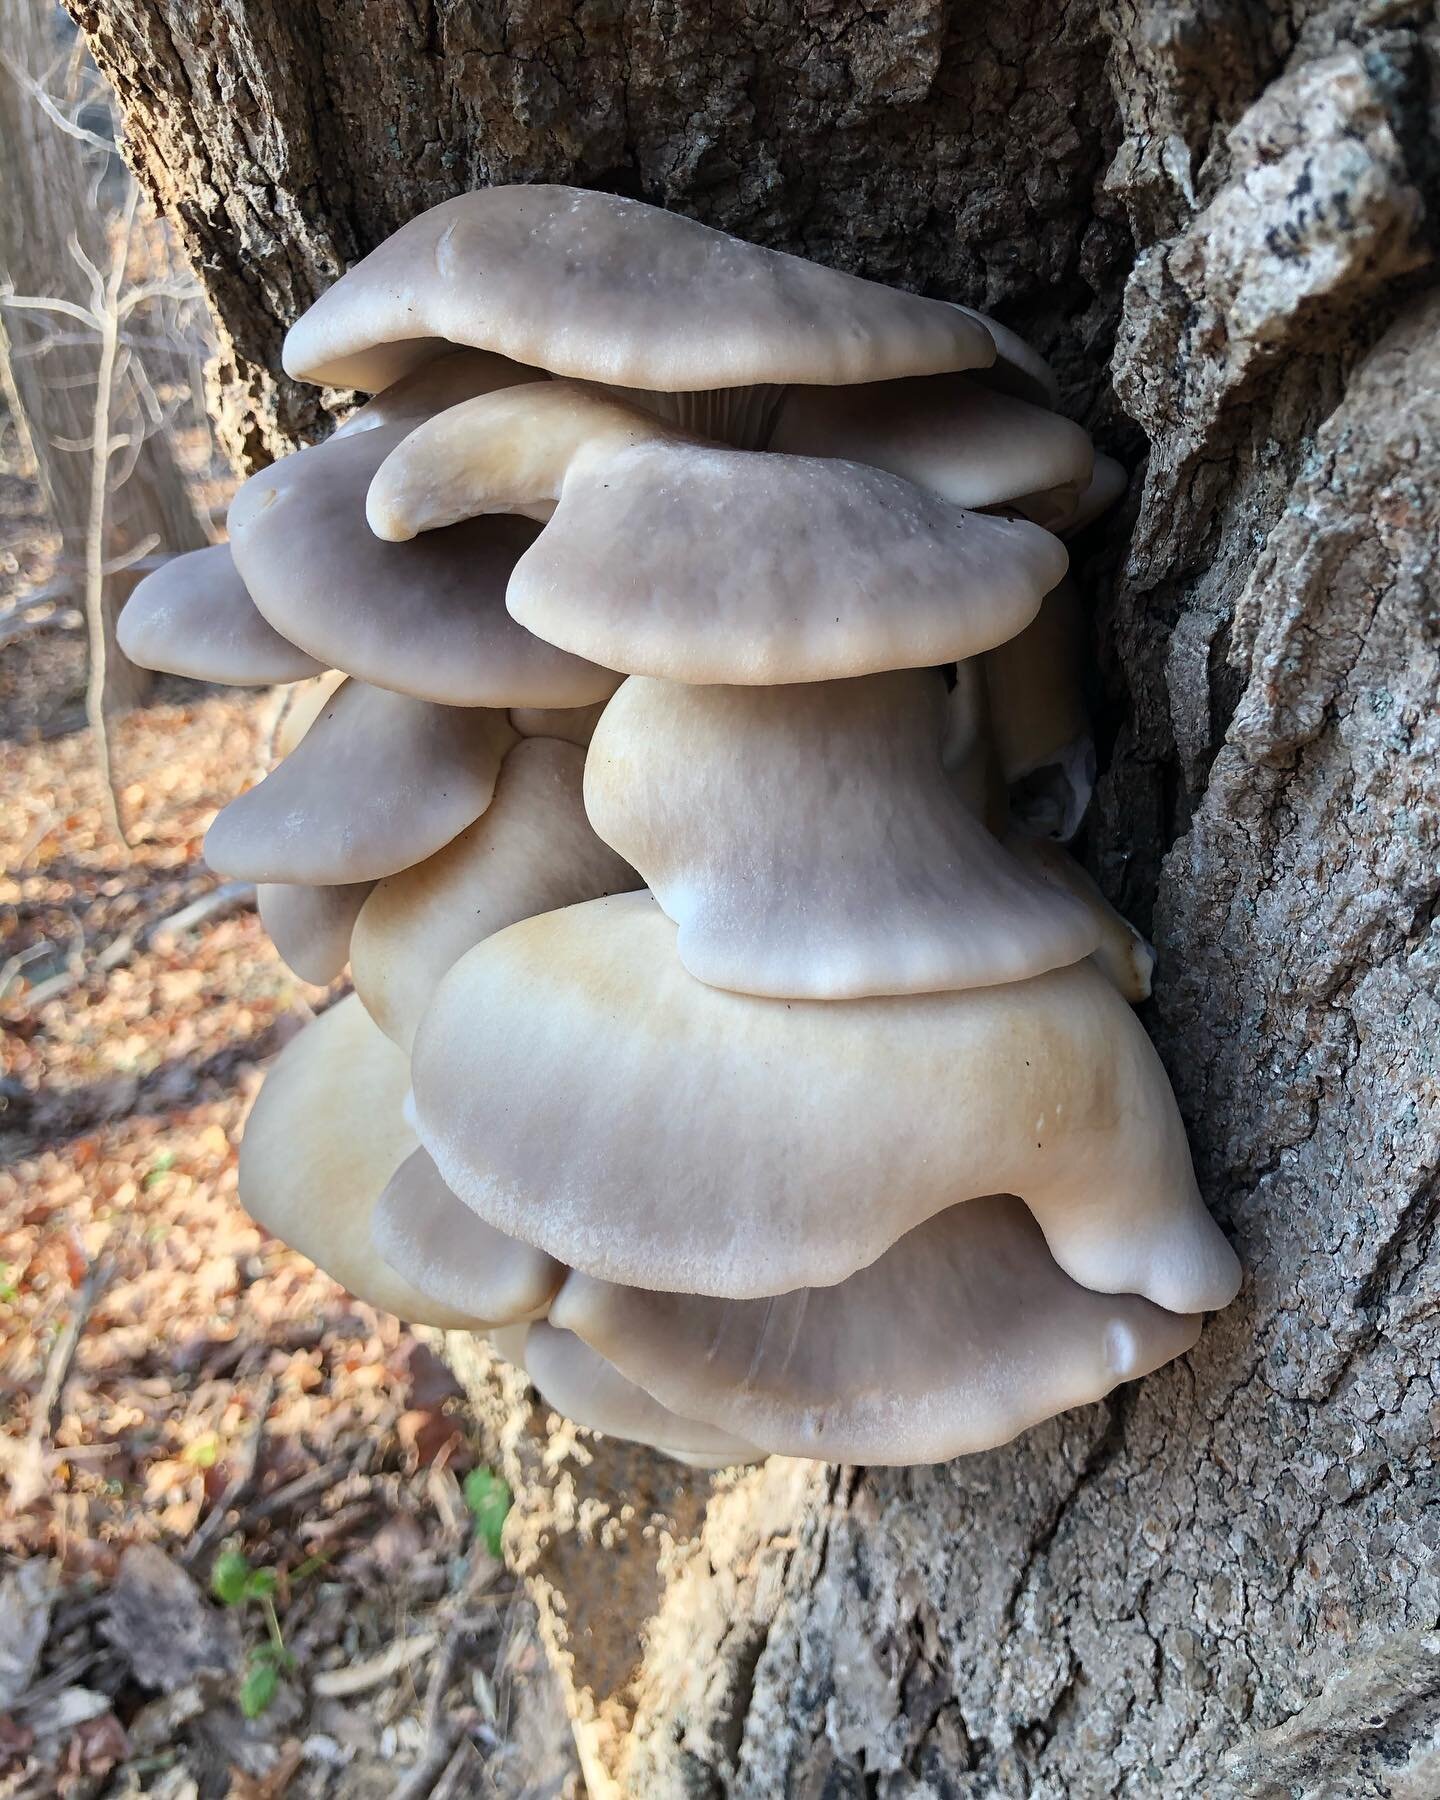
[68,0,1440,1790]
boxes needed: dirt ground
[0,436,579,1795]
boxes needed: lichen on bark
[69,0,1440,1790]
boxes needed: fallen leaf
[0,1560,57,1707]
[103,1543,240,1688]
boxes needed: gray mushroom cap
[553,1196,1203,1465]
[363,1147,1206,1465]
[370,1147,565,1323]
[205,678,516,885]
[227,355,617,710]
[368,383,1069,685]
[522,1322,760,1467]
[411,891,1242,1313]
[116,543,323,686]
[583,672,1101,998]
[256,881,374,986]
[282,184,996,394]
[766,374,1093,513]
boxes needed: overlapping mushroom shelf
[123,184,1240,1468]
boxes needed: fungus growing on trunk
[193,182,1240,1468]
[117,543,325,686]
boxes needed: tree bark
[68,0,1440,1792]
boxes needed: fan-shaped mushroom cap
[508,700,610,747]
[370,1147,565,1322]
[1008,833,1156,1004]
[205,679,515,885]
[412,892,1241,1313]
[554,1196,1202,1465]
[117,544,324,685]
[228,360,616,710]
[237,994,481,1328]
[953,306,1060,409]
[274,670,346,758]
[257,881,374,986]
[766,375,1092,513]
[584,673,1099,998]
[522,1321,760,1467]
[351,736,636,1047]
[283,185,995,395]
[369,384,1069,685]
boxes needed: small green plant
[211,1548,296,1718]
[0,1265,17,1304]
[463,1467,512,1559]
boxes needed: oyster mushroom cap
[766,374,1093,512]
[584,672,1100,998]
[411,892,1242,1313]
[351,735,637,1049]
[237,994,482,1329]
[952,305,1061,409]
[228,358,615,710]
[553,1196,1204,1465]
[116,543,323,686]
[282,184,995,394]
[256,881,374,986]
[522,1321,761,1467]
[364,1159,1202,1464]
[205,679,516,885]
[370,1147,566,1323]
[368,383,1069,685]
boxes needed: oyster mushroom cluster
[122,186,1241,1467]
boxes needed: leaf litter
[0,506,579,1796]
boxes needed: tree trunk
[68,0,1440,1791]
[0,0,211,718]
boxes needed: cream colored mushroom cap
[766,375,1093,512]
[205,679,515,885]
[351,736,636,1049]
[554,1196,1203,1465]
[412,892,1241,1313]
[523,1322,760,1466]
[283,185,995,394]
[228,361,615,711]
[257,881,374,986]
[584,673,1100,998]
[116,544,323,686]
[370,1147,565,1323]
[237,994,481,1328]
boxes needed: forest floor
[0,433,579,1797]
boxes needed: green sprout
[211,1550,296,1718]
[463,1467,512,1559]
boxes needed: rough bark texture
[69,0,1440,1792]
